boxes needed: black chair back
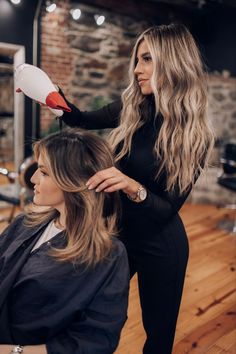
[220,143,236,174]
[18,157,37,190]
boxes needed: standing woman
[60,24,214,354]
[0,129,129,354]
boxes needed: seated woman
[0,129,129,354]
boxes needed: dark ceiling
[147,0,236,8]
[72,0,236,27]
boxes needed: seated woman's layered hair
[25,128,120,267]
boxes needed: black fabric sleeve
[59,89,122,130]
[123,183,192,224]
[122,165,202,224]
[140,186,191,222]
[45,245,129,354]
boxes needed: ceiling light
[94,15,105,26]
[70,8,81,20]
[198,0,206,9]
[46,1,57,13]
[10,0,21,4]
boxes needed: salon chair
[0,157,37,223]
[0,128,7,164]
[217,143,236,234]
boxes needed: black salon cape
[0,214,129,354]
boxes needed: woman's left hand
[86,167,140,196]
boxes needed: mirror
[0,42,25,170]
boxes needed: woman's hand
[86,167,140,197]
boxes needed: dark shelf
[0,112,14,118]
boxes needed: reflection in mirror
[0,42,25,170]
[0,53,14,163]
[0,43,25,217]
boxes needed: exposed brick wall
[190,74,236,205]
[40,0,148,133]
[40,0,76,132]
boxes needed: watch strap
[127,185,146,202]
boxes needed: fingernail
[85,181,90,186]
[87,185,93,190]
[95,188,100,192]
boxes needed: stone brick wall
[40,0,148,133]
[208,74,236,145]
[40,1,236,205]
[190,74,236,205]
[40,0,75,132]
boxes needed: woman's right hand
[86,166,141,197]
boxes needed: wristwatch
[127,185,147,203]
[11,345,24,353]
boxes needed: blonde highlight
[109,24,214,194]
[25,129,120,267]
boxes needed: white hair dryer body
[15,64,71,116]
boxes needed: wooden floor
[115,204,236,354]
[0,199,235,353]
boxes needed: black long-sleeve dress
[61,97,190,354]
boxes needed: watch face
[139,188,147,201]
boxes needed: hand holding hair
[86,166,140,196]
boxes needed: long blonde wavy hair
[25,129,119,267]
[109,23,214,194]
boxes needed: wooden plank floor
[115,204,236,354]
[0,201,235,353]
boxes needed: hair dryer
[15,63,71,116]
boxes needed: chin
[141,88,153,95]
[33,197,43,206]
